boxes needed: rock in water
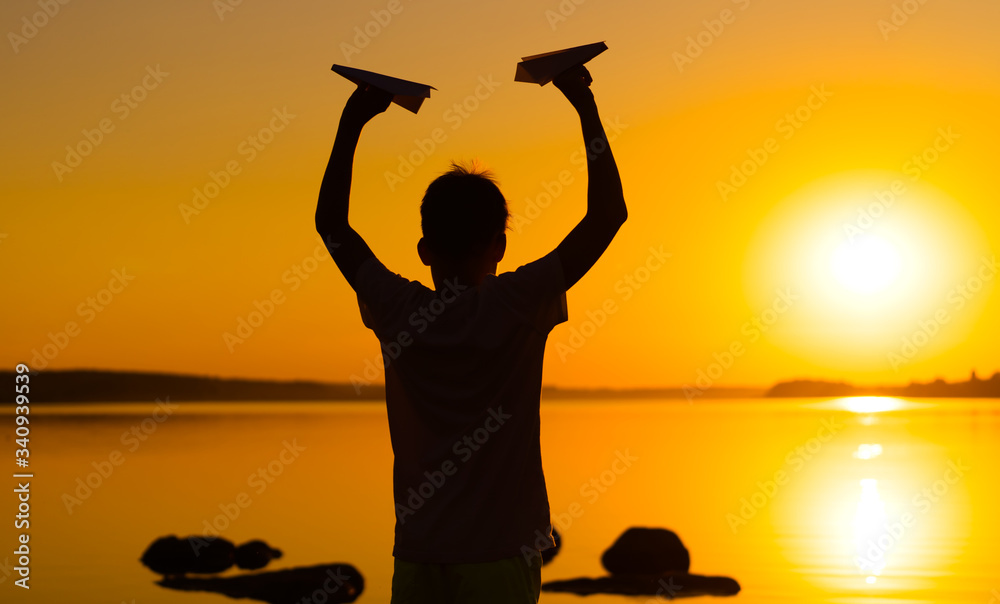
[601,527,690,575]
[141,535,236,575]
[236,540,284,570]
[159,563,365,604]
[542,572,740,597]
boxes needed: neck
[430,259,496,291]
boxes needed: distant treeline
[765,371,1000,398]
[540,385,765,400]
[0,369,761,404]
[1,369,385,403]
[2,368,996,404]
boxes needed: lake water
[5,397,999,603]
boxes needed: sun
[830,235,902,295]
[741,170,992,370]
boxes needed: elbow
[315,220,351,251]
[315,220,339,246]
[588,200,627,229]
[314,213,341,237]
[315,222,330,240]
[612,199,627,227]
[314,208,326,234]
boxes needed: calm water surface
[4,397,999,603]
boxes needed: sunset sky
[2,0,998,389]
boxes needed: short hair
[420,160,509,262]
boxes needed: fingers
[555,64,593,87]
[368,87,392,109]
[351,84,393,111]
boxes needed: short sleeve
[491,249,569,334]
[353,256,424,335]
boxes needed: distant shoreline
[0,368,997,403]
[763,372,1000,398]
[0,368,762,403]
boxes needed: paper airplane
[514,41,608,86]
[331,64,436,114]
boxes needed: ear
[491,231,507,263]
[417,237,433,267]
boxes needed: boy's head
[418,161,509,277]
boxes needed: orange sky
[2,0,998,389]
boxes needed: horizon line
[6,366,996,391]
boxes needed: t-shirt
[352,250,569,564]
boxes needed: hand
[341,84,393,127]
[553,65,595,110]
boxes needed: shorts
[390,551,542,603]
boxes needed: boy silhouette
[316,64,626,603]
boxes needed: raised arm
[551,66,627,289]
[315,84,393,289]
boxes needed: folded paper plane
[331,64,436,114]
[514,41,608,86]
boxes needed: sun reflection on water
[853,443,883,459]
[854,477,887,582]
[777,398,976,598]
[840,396,905,414]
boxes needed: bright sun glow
[741,170,992,371]
[840,397,905,414]
[830,235,903,294]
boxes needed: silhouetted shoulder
[354,256,431,335]
[489,250,568,334]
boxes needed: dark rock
[236,540,284,570]
[159,563,364,604]
[601,527,690,575]
[542,572,740,598]
[141,536,284,575]
[141,535,235,575]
